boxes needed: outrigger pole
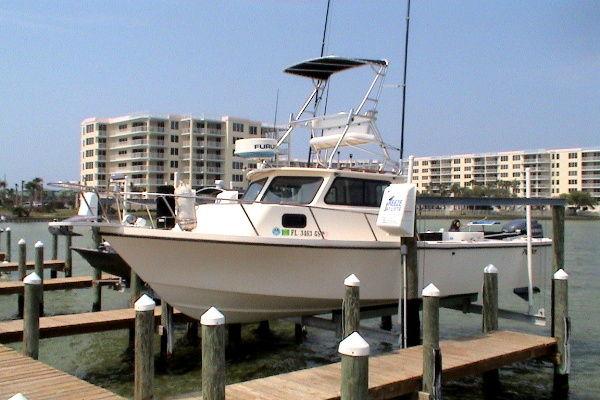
[399,0,411,162]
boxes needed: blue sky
[0,1,598,185]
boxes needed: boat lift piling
[5,227,11,262]
[34,241,44,316]
[343,274,360,338]
[421,283,442,400]
[64,234,72,277]
[201,307,226,400]
[22,272,42,360]
[482,264,500,395]
[17,239,26,317]
[134,295,155,400]
[553,269,570,395]
[50,231,58,278]
[91,227,103,311]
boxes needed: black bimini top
[284,56,387,80]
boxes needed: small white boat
[91,57,551,323]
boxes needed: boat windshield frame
[260,176,324,205]
[242,178,267,202]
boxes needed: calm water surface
[0,220,597,399]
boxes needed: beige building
[408,147,600,199]
[80,114,288,191]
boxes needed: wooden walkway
[0,259,65,273]
[177,331,556,400]
[0,344,123,399]
[0,307,188,343]
[0,275,118,295]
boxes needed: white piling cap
[484,264,498,274]
[201,306,225,326]
[5,227,10,231]
[338,332,370,357]
[344,274,360,287]
[24,272,42,285]
[134,294,156,311]
[8,394,29,400]
[35,241,44,248]
[553,269,569,280]
[422,283,440,297]
[18,238,26,245]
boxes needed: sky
[0,0,599,185]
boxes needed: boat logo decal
[272,227,282,236]
[384,195,403,212]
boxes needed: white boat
[92,57,551,323]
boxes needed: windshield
[242,178,267,202]
[261,176,324,205]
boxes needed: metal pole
[339,332,369,400]
[421,283,442,400]
[399,0,412,161]
[134,294,155,400]
[343,274,360,338]
[23,272,42,360]
[201,307,226,400]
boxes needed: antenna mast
[399,0,411,162]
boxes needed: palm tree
[24,178,43,210]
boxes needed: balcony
[148,152,164,159]
[148,140,165,147]
[148,126,165,132]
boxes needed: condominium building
[80,114,288,191]
[407,147,600,198]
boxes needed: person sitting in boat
[449,219,461,232]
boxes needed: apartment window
[232,122,244,132]
[464,158,471,163]
[413,169,419,174]
[413,176,419,180]
[249,126,258,135]
[119,137,127,143]
[170,135,179,143]
[556,180,560,185]
[569,171,577,176]
[413,161,419,166]
[500,165,508,170]
[118,150,127,155]
[132,174,143,179]
[170,173,175,181]
[568,162,577,167]
[423,168,429,173]
[453,159,460,164]
[97,174,106,181]
[453,174,460,179]
[422,161,429,166]
[157,121,165,129]
[500,156,508,161]
[119,124,128,130]
[170,161,178,168]
[171,121,179,130]
[513,155,521,161]
[132,121,145,128]
[156,174,164,180]
[569,179,577,185]
[465,166,471,171]
[569,152,577,159]
[207,122,221,130]
[97,150,106,156]
[85,150,94,157]
[453,167,460,171]
[513,172,520,177]
[85,162,93,169]
[232,161,244,170]
[97,137,106,143]
[500,173,508,178]
[170,148,179,156]
[118,163,126,168]
[96,162,106,168]
[232,174,244,182]
[85,138,94,145]
[464,174,471,179]
[85,124,94,133]
[195,121,205,129]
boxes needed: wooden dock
[176,331,556,400]
[0,275,119,296]
[0,307,187,343]
[0,343,124,399]
[0,259,65,273]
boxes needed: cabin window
[242,178,267,202]
[324,178,389,207]
[262,176,323,205]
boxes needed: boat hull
[101,228,552,323]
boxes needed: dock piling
[421,283,442,400]
[482,264,500,394]
[65,235,72,277]
[34,241,44,316]
[23,272,42,360]
[160,301,174,362]
[17,239,26,317]
[404,232,421,346]
[339,331,369,400]
[130,271,143,308]
[553,269,570,394]
[8,394,29,400]
[50,232,58,278]
[91,227,102,312]
[343,274,360,338]
[134,294,155,400]
[5,227,11,262]
[201,307,226,400]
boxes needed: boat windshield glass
[261,176,324,205]
[242,178,267,202]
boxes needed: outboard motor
[501,219,543,238]
[156,185,175,229]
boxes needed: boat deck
[174,330,556,400]
[0,343,124,399]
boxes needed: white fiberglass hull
[101,227,551,323]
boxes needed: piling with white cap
[134,294,155,400]
[91,227,102,312]
[17,239,27,317]
[8,394,29,400]
[64,234,72,277]
[421,283,442,400]
[5,227,11,262]
[201,307,226,400]
[482,264,500,394]
[552,269,570,394]
[343,274,360,338]
[23,272,42,360]
[339,331,369,400]
[34,241,44,316]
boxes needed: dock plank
[177,331,554,400]
[0,275,118,295]
[0,259,65,273]
[0,344,124,399]
[0,307,189,343]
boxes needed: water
[0,220,598,399]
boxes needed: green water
[0,220,598,399]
